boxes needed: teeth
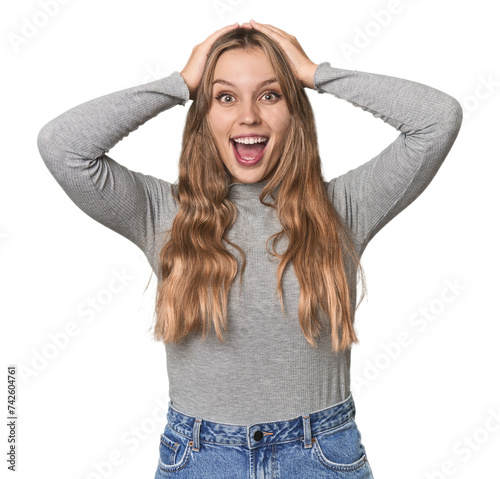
[233,137,268,145]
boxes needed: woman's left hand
[240,20,318,89]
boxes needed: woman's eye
[261,91,283,102]
[215,93,234,103]
[214,91,282,104]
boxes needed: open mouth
[230,137,269,166]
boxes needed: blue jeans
[154,393,374,478]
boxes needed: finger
[242,20,284,37]
[209,22,240,39]
[249,20,290,40]
[249,20,304,60]
[202,22,240,46]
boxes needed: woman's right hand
[180,23,240,100]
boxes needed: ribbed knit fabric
[37,62,462,425]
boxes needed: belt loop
[192,418,202,452]
[302,414,312,449]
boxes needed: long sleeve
[37,71,190,258]
[315,62,463,255]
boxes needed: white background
[2,0,499,478]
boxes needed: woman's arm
[242,21,462,254]
[37,72,190,256]
[314,62,463,253]
[37,24,239,260]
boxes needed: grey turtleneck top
[37,62,462,425]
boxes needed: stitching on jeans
[272,443,277,478]
[314,415,354,437]
[203,436,303,447]
[160,435,179,453]
[169,423,359,447]
[167,424,188,439]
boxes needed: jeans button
[254,430,263,441]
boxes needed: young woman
[37,20,462,478]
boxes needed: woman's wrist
[179,70,195,100]
[301,62,319,89]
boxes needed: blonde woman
[38,20,462,478]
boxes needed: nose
[238,100,261,125]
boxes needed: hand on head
[179,21,318,99]
[180,23,240,100]
[241,20,318,89]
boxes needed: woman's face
[207,48,291,184]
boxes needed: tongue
[235,141,266,159]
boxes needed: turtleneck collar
[227,179,275,199]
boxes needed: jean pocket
[156,424,193,475]
[312,418,368,472]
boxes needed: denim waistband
[166,393,355,451]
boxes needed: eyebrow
[212,78,278,88]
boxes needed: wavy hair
[152,27,366,352]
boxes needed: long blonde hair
[152,28,366,352]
